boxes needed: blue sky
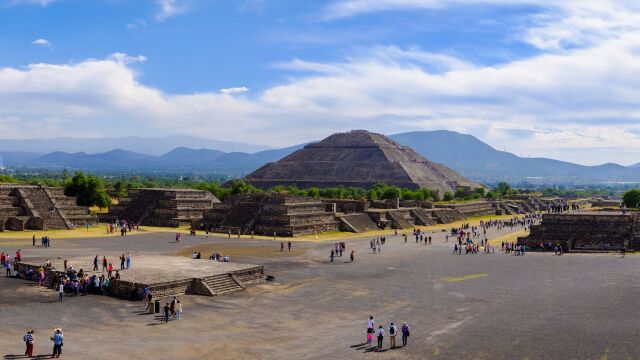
[1,0,640,165]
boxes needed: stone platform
[518,212,640,252]
[18,255,264,299]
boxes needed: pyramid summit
[244,130,479,197]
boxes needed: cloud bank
[2,0,640,165]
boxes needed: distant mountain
[30,150,157,171]
[6,130,640,184]
[0,135,272,155]
[389,131,640,184]
[18,144,307,176]
[0,152,42,167]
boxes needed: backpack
[390,326,396,335]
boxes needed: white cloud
[31,38,51,48]
[155,0,189,21]
[107,53,147,64]
[126,19,147,30]
[220,87,250,94]
[322,1,640,52]
[3,37,640,165]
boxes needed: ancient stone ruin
[518,212,640,251]
[244,130,480,197]
[15,255,264,299]
[0,185,96,231]
[198,193,339,236]
[101,188,220,227]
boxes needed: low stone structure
[518,212,640,252]
[16,255,264,299]
[435,201,496,217]
[0,185,96,231]
[100,188,220,227]
[199,193,339,237]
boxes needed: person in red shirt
[15,250,21,262]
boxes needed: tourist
[102,256,107,272]
[58,282,64,302]
[176,300,182,320]
[51,328,63,358]
[107,263,113,278]
[350,250,354,262]
[93,255,99,271]
[23,329,34,358]
[126,252,131,269]
[120,254,125,270]
[163,302,170,323]
[176,233,181,242]
[376,325,385,351]
[401,322,410,347]
[32,235,36,247]
[367,316,374,338]
[330,249,334,262]
[280,242,284,252]
[288,242,292,252]
[389,322,397,348]
[367,330,374,346]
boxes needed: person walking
[93,255,99,271]
[389,323,397,349]
[23,330,34,358]
[102,256,107,272]
[288,242,292,252]
[126,252,131,269]
[401,322,410,347]
[350,250,354,262]
[330,249,334,262]
[176,300,183,320]
[58,282,64,302]
[163,302,170,323]
[51,328,63,358]
[376,325,385,351]
[366,316,374,342]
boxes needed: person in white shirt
[58,283,64,302]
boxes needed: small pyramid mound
[244,130,479,197]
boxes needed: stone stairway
[22,188,69,230]
[411,208,437,226]
[339,213,379,233]
[387,211,414,229]
[202,274,245,296]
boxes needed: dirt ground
[2,220,639,359]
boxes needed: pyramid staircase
[202,274,246,296]
[387,210,414,229]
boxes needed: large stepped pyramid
[244,130,480,198]
[0,185,96,231]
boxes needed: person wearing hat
[51,328,63,358]
[23,330,34,357]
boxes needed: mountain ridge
[2,131,639,184]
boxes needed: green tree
[623,189,640,208]
[443,192,454,201]
[64,172,111,208]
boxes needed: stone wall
[518,213,640,251]
[101,188,219,227]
